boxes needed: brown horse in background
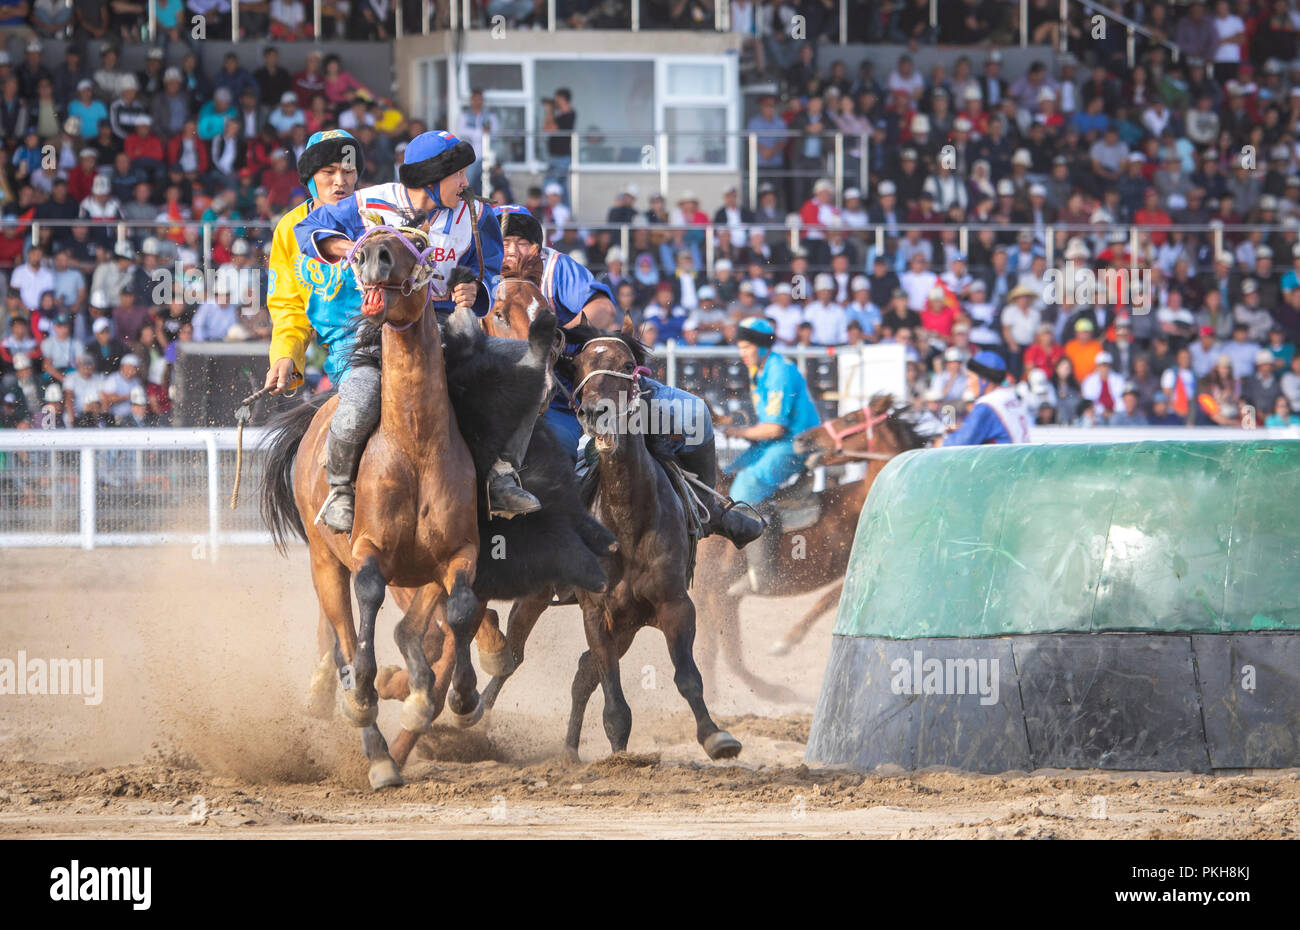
[693,396,934,696]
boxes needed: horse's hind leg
[354,555,401,789]
[770,582,842,657]
[305,608,338,719]
[310,544,364,721]
[482,589,551,710]
[393,582,443,735]
[658,596,742,761]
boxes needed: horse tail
[260,389,335,555]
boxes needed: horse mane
[501,249,544,286]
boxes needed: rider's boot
[676,440,764,549]
[487,413,542,519]
[320,430,365,534]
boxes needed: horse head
[348,224,435,330]
[488,249,548,340]
[570,316,653,456]
[792,393,905,467]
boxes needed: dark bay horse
[693,396,935,688]
[564,318,740,761]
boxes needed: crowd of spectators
[0,34,432,429]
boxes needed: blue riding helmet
[966,350,1008,391]
[736,316,777,348]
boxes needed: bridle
[346,223,438,330]
[344,188,490,331]
[571,336,653,409]
[819,406,894,462]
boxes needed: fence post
[841,0,847,45]
[859,132,868,195]
[632,0,640,31]
[666,339,677,386]
[1059,0,1068,53]
[481,130,493,198]
[396,0,403,36]
[205,433,220,563]
[705,223,715,277]
[959,225,968,258]
[834,134,844,208]
[315,0,323,39]
[450,0,458,29]
[1045,225,1054,265]
[30,221,39,246]
[658,131,670,204]
[202,224,212,275]
[548,0,555,31]
[232,0,239,39]
[148,0,156,40]
[570,131,580,219]
[1020,0,1028,47]
[620,224,629,268]
[1126,25,1135,68]
[79,448,95,550]
[424,0,431,34]
[463,0,471,29]
[748,132,758,208]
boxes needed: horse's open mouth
[360,286,388,316]
[592,433,618,453]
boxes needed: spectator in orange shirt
[1023,323,1063,376]
[1064,317,1104,381]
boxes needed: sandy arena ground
[1,546,1298,839]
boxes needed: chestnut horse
[262,224,487,789]
[693,396,935,691]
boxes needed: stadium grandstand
[2,0,1300,436]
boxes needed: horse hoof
[447,696,484,729]
[478,646,516,678]
[767,639,793,657]
[368,757,403,790]
[704,731,742,760]
[339,692,378,728]
[565,745,581,764]
[400,690,435,733]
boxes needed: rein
[820,407,895,462]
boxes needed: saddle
[765,470,821,533]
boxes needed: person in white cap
[117,385,153,427]
[1080,351,1126,417]
[541,181,571,231]
[100,354,142,422]
[798,178,840,238]
[803,273,847,345]
[867,179,901,235]
[840,187,867,228]
[764,282,803,346]
[79,173,123,230]
[63,354,104,421]
[685,285,728,346]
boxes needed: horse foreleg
[442,554,483,728]
[482,589,551,710]
[770,583,843,656]
[658,596,742,761]
[393,582,443,735]
[353,555,401,789]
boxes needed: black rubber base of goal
[805,632,1300,773]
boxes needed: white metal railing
[3,423,1295,551]
[0,429,271,554]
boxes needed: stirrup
[314,486,353,533]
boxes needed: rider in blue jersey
[941,351,1032,446]
[723,317,821,593]
[293,130,537,531]
[497,205,761,550]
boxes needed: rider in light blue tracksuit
[496,204,761,550]
[722,316,821,593]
